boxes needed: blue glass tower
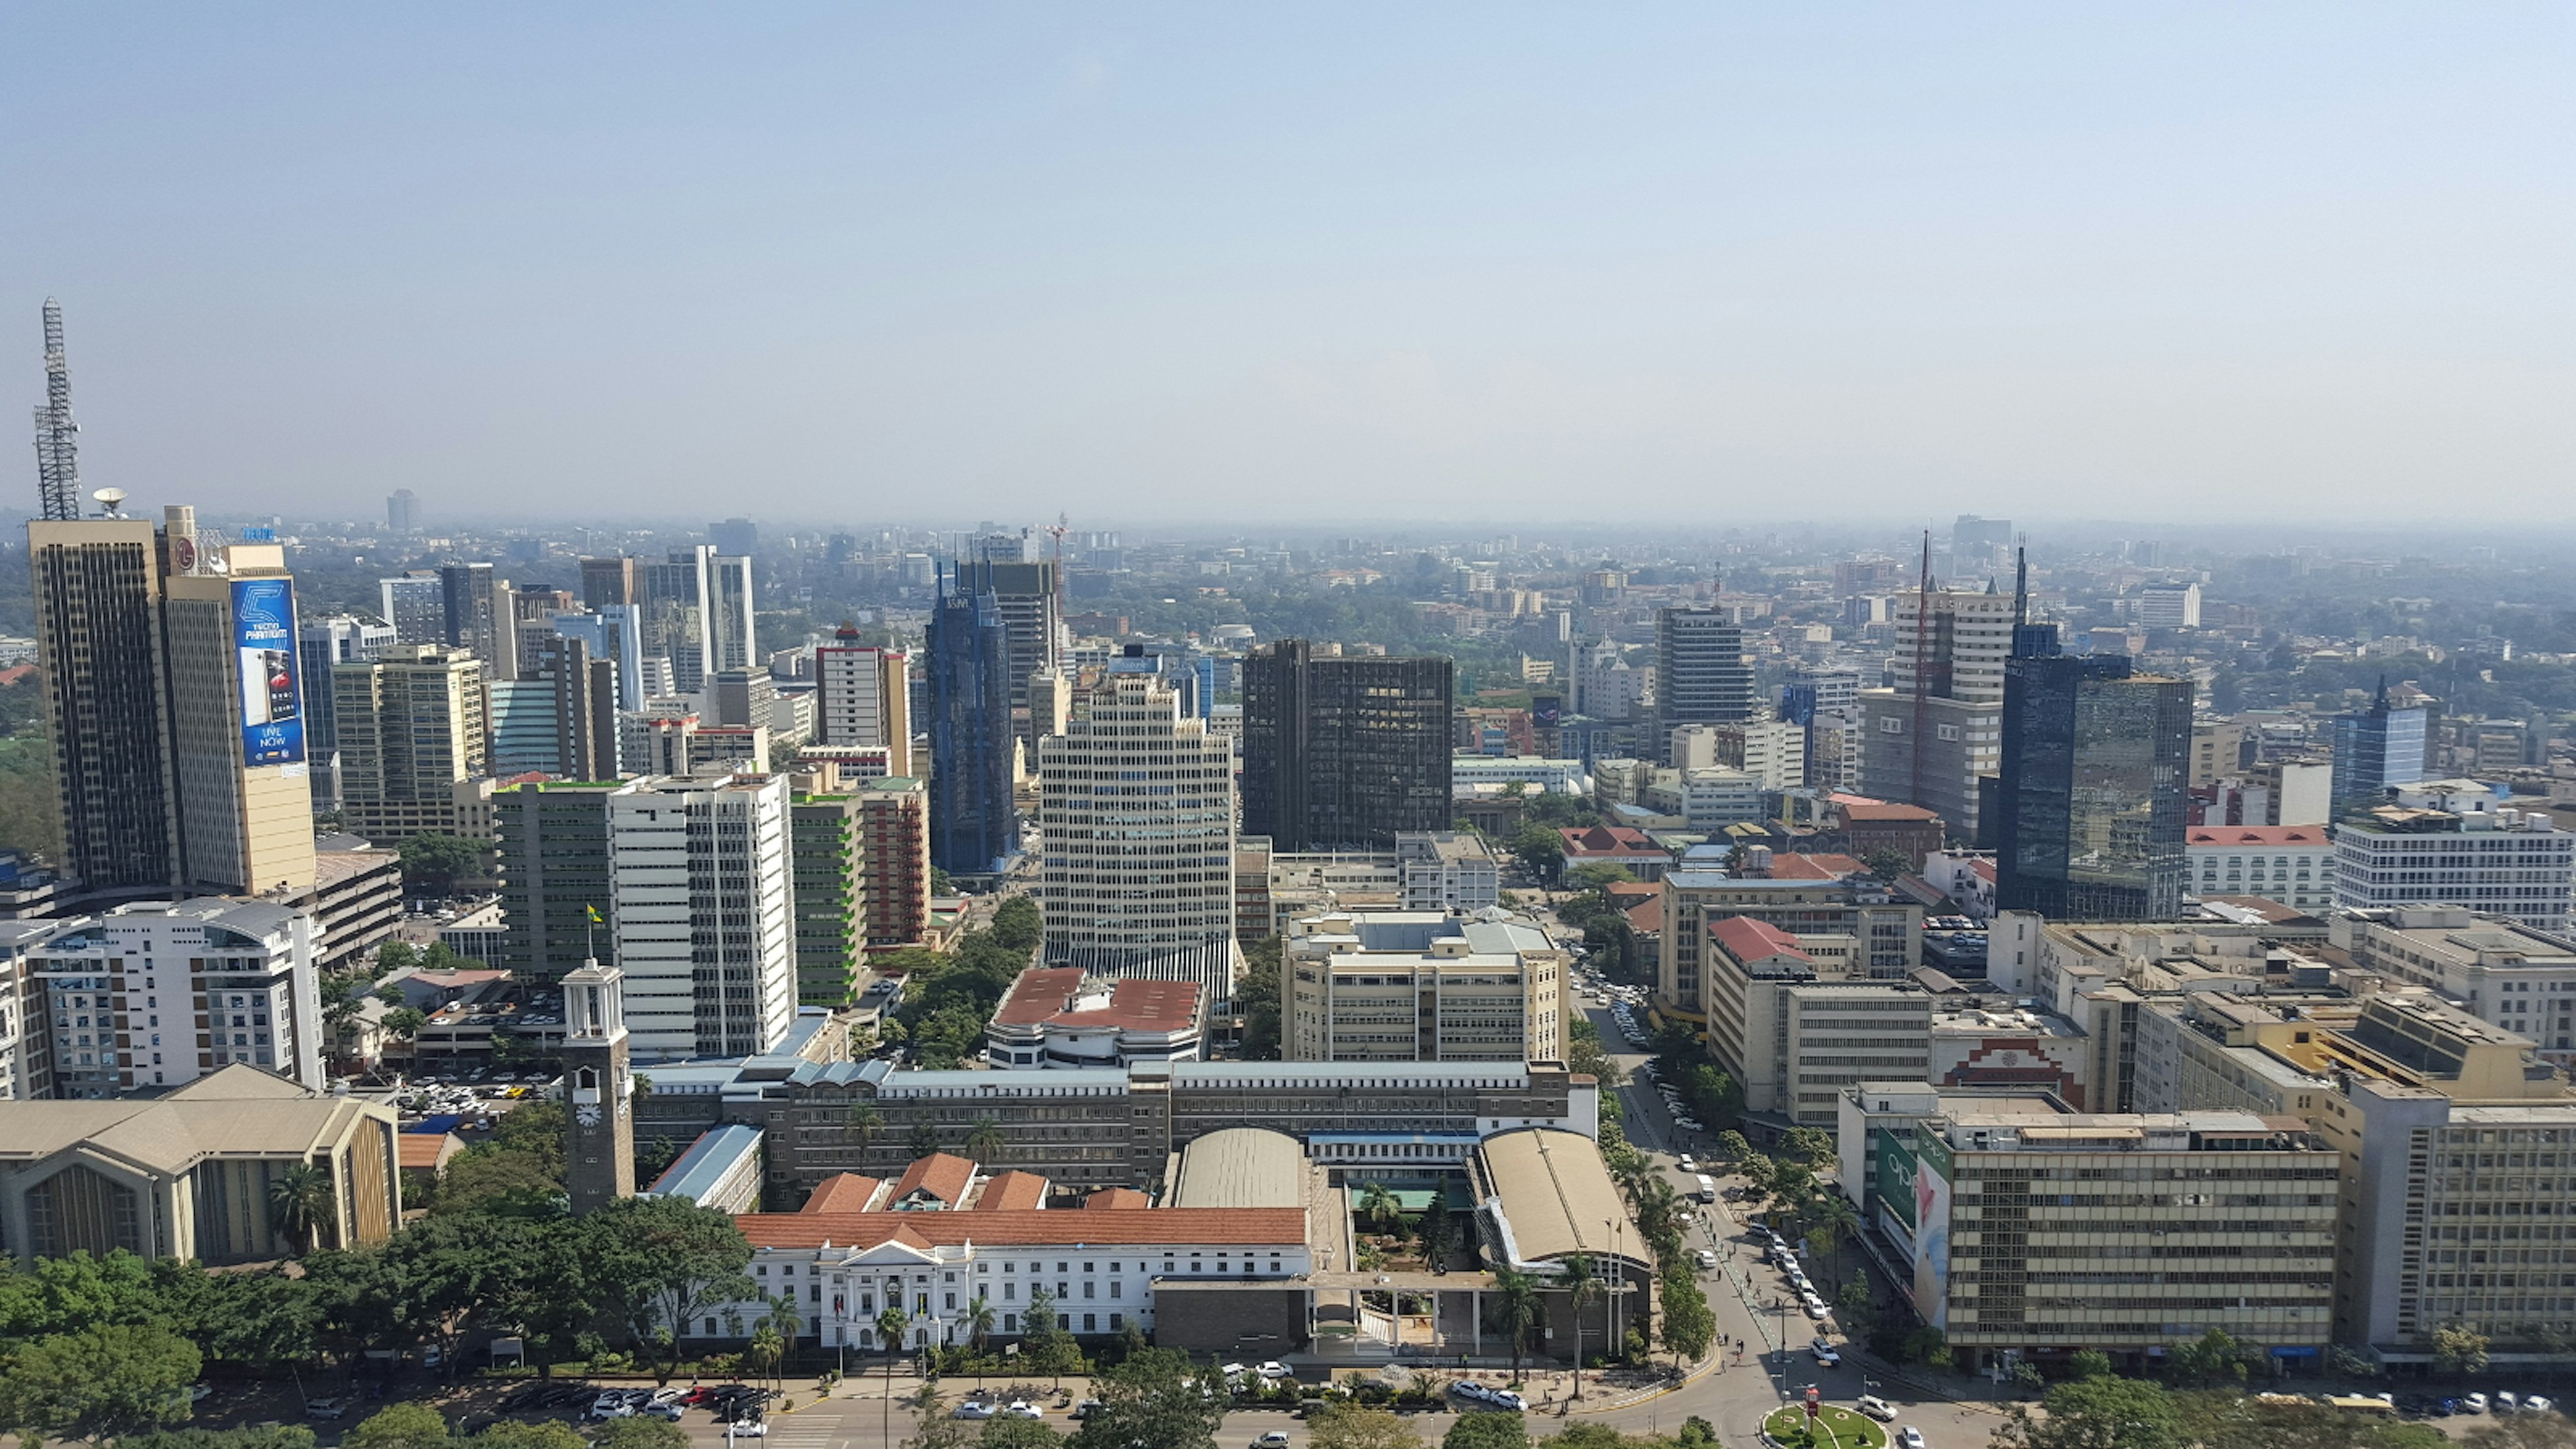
[2330,680,2429,820]
[1995,623,2192,920]
[926,573,1017,876]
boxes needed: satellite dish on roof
[91,487,127,517]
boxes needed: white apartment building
[2185,825,2336,912]
[1640,768,1764,832]
[1450,757,1590,796]
[1283,910,1566,1065]
[812,634,911,775]
[609,775,798,1059]
[2135,581,2202,629]
[2333,780,2576,932]
[1395,832,1501,912]
[1036,674,1239,1007]
[19,900,324,1097]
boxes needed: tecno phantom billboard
[232,577,305,766]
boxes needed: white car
[1812,1337,1841,1367]
[1803,1298,1831,1320]
[1221,1361,1248,1380]
[727,1422,767,1438]
[586,1395,633,1421]
[1258,1361,1294,1381]
[2526,1397,2557,1416]
[1693,1249,1719,1270]
[1002,1402,1042,1419]
[1254,1435,1292,1448]
[1898,1428,1928,1449]
[1858,1397,1897,1423]
[951,1402,999,1420]
[305,1399,349,1422]
[1486,1389,1528,1411]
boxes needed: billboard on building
[1909,1129,1953,1332]
[232,578,306,765]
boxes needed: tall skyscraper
[789,790,866,1006]
[1994,628,2192,921]
[29,517,179,899]
[814,626,912,774]
[298,615,396,759]
[2331,682,2430,820]
[1037,673,1239,1004]
[160,535,317,898]
[694,547,757,682]
[385,489,419,533]
[378,573,445,645]
[1240,639,1452,851]
[953,557,1061,749]
[333,645,489,842]
[1858,587,2020,837]
[1654,607,1754,754]
[437,564,515,680]
[926,580,1016,875]
[608,775,796,1059]
[495,780,623,982]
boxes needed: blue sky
[1,4,2567,527]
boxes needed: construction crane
[32,298,80,521]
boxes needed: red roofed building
[2184,824,2335,912]
[801,1173,885,1214]
[1760,852,1869,881]
[1830,795,1945,871]
[888,1152,979,1210]
[1084,1187,1151,1210]
[1558,825,1674,881]
[1707,916,1811,973]
[970,1170,1051,1212]
[983,966,1205,1069]
[706,1205,1314,1351]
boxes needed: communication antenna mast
[32,299,81,521]
[1909,529,1933,808]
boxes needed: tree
[875,1304,911,1448]
[466,1423,585,1449]
[1018,1287,1083,1381]
[123,1432,318,1449]
[976,1421,1061,1449]
[1657,1265,1713,1366]
[1778,1126,1835,1171]
[987,897,1044,954]
[1419,1193,1453,1273]
[344,1405,449,1449]
[845,1102,883,1146]
[908,1120,944,1159]
[1067,1346,1224,1449]
[1811,1194,1858,1285]
[0,1322,203,1446]
[1442,1416,1531,1449]
[1490,1267,1540,1385]
[1309,1403,1422,1449]
[590,1421,688,1449]
[397,833,488,897]
[1558,1256,1599,1397]
[1508,826,1566,883]
[1236,937,1284,1060]
[2434,1323,2491,1376]
[1358,1182,1401,1233]
[963,1294,998,1362]
[381,1006,427,1040]
[2465,1417,2576,1449]
[963,1116,1006,1164]
[1996,1376,2180,1449]
[1714,1130,1753,1165]
[268,1161,336,1253]
[578,1196,757,1381]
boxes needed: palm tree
[1493,1267,1540,1388]
[1813,1193,1860,1285]
[1357,1182,1399,1234]
[875,1303,910,1446]
[964,1295,997,1385]
[963,1116,1006,1165]
[268,1161,335,1254]
[845,1101,882,1148]
[1560,1255,1599,1399]
[760,1294,801,1390]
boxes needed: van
[1694,1174,1717,1202]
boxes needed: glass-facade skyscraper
[1241,639,1452,851]
[2330,682,2430,820]
[1995,627,2192,921]
[926,576,1017,876]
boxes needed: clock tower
[560,960,635,1213]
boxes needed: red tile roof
[397,1132,462,1172]
[991,969,1202,1032]
[1560,826,1668,856]
[1622,897,1663,933]
[1603,881,1659,904]
[1766,853,1867,881]
[1837,799,1939,822]
[991,968,1089,1026]
[1084,1187,1152,1211]
[973,1171,1050,1212]
[889,1152,977,1207]
[1708,915,1810,965]
[2185,826,2331,847]
[802,1173,884,1214]
[736,1208,1308,1250]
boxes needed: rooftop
[889,1152,978,1208]
[645,1124,765,1204]
[1170,1128,1307,1210]
[2186,826,2332,847]
[1708,916,1809,964]
[1477,1128,1635,1268]
[737,1207,1308,1252]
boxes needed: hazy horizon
[4,5,2569,526]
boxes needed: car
[1485,1390,1528,1411]
[1221,1362,1248,1380]
[1676,1157,1696,1172]
[2466,1395,2491,1415]
[1858,1397,1897,1423]
[1450,1383,1493,1403]
[1693,1249,1719,1270]
[952,1402,999,1420]
[642,1405,683,1421]
[587,1393,635,1421]
[305,1399,350,1421]
[1071,1400,1104,1420]
[1258,1361,1294,1381]
[726,1422,767,1438]
[2527,1397,2557,1416]
[1676,1118,1705,1132]
[1898,1428,1928,1449]
[649,1388,686,1406]
[1254,1435,1292,1448]
[1002,1401,1042,1419]
[1813,1341,1842,1368]
[1803,1299,1831,1320]
[2500,1395,2522,1414]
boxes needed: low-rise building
[1556,826,1672,881]
[1701,918,1931,1134]
[2332,781,2576,932]
[1283,910,1566,1065]
[2186,825,2335,912]
[2332,906,2576,1063]
[1395,832,1501,912]
[983,967,1204,1070]
[1658,869,1923,1017]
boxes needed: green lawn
[1766,1405,1890,1449]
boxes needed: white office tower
[1891,588,2019,703]
[694,547,757,681]
[813,626,912,775]
[607,775,796,1059]
[1036,674,1240,1007]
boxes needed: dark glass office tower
[1240,639,1452,851]
[1996,627,2192,920]
[1655,606,1754,753]
[926,577,1017,875]
[2330,680,2430,820]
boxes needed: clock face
[576,1104,602,1128]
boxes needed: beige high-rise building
[333,645,489,842]
[1282,908,1566,1064]
[28,517,179,900]
[813,629,912,776]
[163,541,316,898]
[1892,588,2020,704]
